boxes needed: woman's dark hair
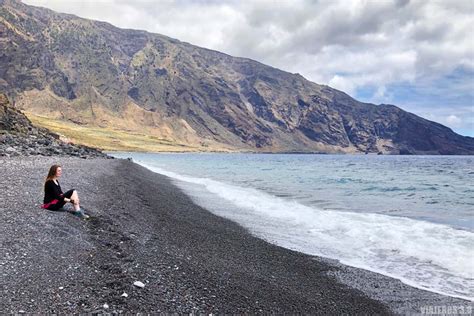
[45,164,61,186]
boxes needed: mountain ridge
[1,0,473,154]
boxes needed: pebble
[133,281,145,288]
[121,292,128,298]
[103,303,109,309]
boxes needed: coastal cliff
[1,0,473,154]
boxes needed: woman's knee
[71,190,80,203]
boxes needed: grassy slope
[25,112,207,152]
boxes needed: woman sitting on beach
[41,164,89,219]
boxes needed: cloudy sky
[24,0,474,136]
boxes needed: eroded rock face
[1,0,473,154]
[0,94,107,158]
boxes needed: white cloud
[446,115,462,127]
[371,86,394,105]
[329,75,356,96]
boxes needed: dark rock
[0,94,107,158]
[399,148,413,155]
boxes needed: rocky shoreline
[0,94,107,158]
[0,156,471,314]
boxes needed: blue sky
[356,67,474,136]
[25,0,474,136]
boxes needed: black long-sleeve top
[43,180,65,204]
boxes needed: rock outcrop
[0,93,107,157]
[0,0,473,154]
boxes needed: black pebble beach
[0,156,471,314]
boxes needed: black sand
[0,157,471,314]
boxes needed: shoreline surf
[121,154,474,302]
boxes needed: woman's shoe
[81,212,90,220]
[72,210,90,219]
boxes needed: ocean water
[112,152,474,300]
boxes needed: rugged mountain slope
[1,0,473,154]
[0,93,106,157]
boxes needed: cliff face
[1,0,473,154]
[0,93,106,157]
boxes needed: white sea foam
[138,161,474,301]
